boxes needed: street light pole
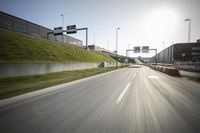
[93,33,95,45]
[185,18,191,43]
[107,40,109,50]
[116,28,120,68]
[60,14,64,44]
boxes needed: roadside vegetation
[0,28,114,63]
[0,67,122,99]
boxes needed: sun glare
[143,7,178,41]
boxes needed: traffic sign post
[47,25,88,49]
[66,26,88,50]
[149,49,157,65]
[126,49,133,66]
[126,46,157,65]
[75,27,88,50]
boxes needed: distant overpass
[102,51,135,64]
[134,58,144,64]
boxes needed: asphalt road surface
[0,65,200,133]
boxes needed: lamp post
[116,28,120,68]
[60,14,64,43]
[185,18,191,43]
[60,14,64,29]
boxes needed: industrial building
[151,42,200,64]
[0,11,82,47]
[150,42,200,72]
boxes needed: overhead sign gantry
[126,46,157,65]
[47,25,88,49]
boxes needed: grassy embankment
[0,28,114,63]
[0,28,119,99]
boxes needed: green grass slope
[0,28,114,63]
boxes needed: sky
[0,0,200,57]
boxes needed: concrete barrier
[163,68,180,76]
[150,65,180,76]
[0,62,116,78]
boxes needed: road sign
[142,46,149,53]
[53,27,63,35]
[134,46,140,53]
[67,25,77,34]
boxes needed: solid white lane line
[148,75,159,79]
[116,83,131,104]
[133,73,137,78]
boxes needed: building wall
[156,45,173,64]
[151,43,200,64]
[0,11,83,47]
[173,43,200,61]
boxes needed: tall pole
[185,18,191,43]
[86,28,88,50]
[162,42,166,65]
[93,33,95,45]
[128,44,130,49]
[155,49,157,65]
[127,44,130,58]
[126,50,128,66]
[61,14,64,44]
[107,40,109,50]
[116,28,120,68]
[74,27,88,50]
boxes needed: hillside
[0,28,114,63]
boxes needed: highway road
[0,65,200,133]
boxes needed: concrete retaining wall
[179,70,200,78]
[0,62,116,78]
